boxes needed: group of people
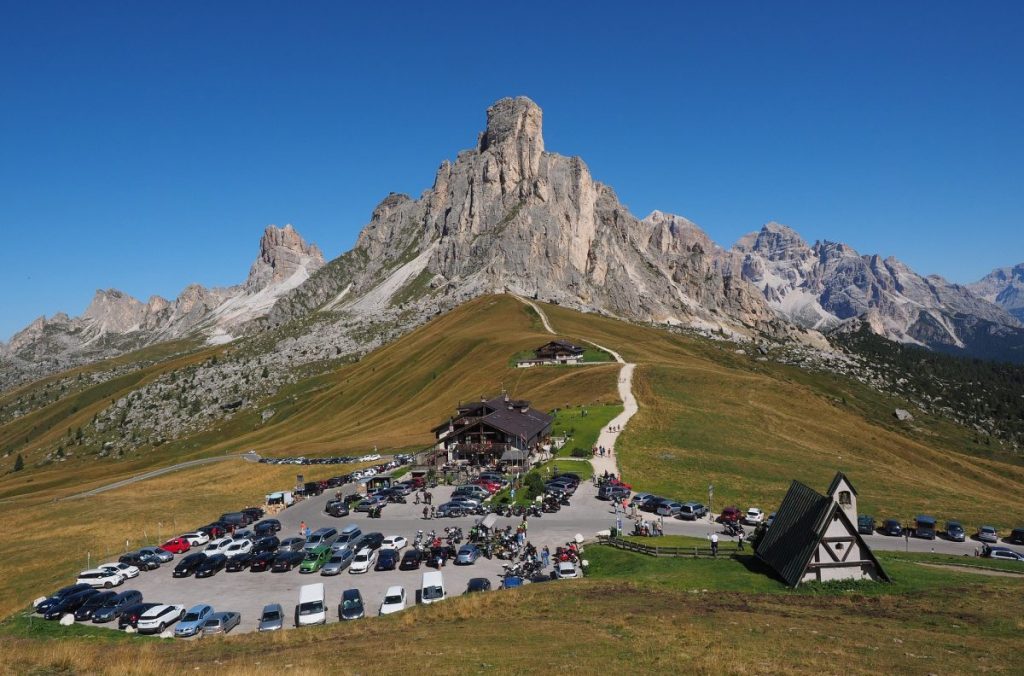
[632,517,665,537]
[593,445,613,457]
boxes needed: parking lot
[104,476,610,635]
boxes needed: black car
[271,550,305,572]
[1008,528,1024,545]
[73,591,118,621]
[248,550,277,572]
[353,532,385,552]
[553,472,581,484]
[639,495,664,513]
[254,519,282,536]
[338,588,364,620]
[36,583,93,615]
[43,589,99,620]
[400,549,424,570]
[342,493,366,506]
[120,552,160,571]
[195,553,228,578]
[598,484,630,501]
[253,535,280,554]
[91,589,143,623]
[173,552,207,578]
[375,549,399,571]
[226,553,254,572]
[119,602,160,630]
[881,519,903,536]
[466,577,492,593]
[326,500,350,517]
[242,507,265,521]
[326,476,345,488]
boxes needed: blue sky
[2,2,1022,340]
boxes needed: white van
[421,570,446,605]
[296,583,326,626]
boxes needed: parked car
[258,603,284,632]
[118,602,160,630]
[765,512,777,529]
[977,526,999,543]
[719,506,742,523]
[136,604,185,634]
[378,586,406,615]
[74,591,118,621]
[321,549,356,576]
[598,484,630,501]
[160,537,191,554]
[436,502,467,518]
[77,568,125,589]
[348,547,377,574]
[119,552,160,571]
[138,546,174,563]
[181,531,210,547]
[339,588,365,620]
[173,553,207,578]
[174,604,214,638]
[375,549,400,571]
[455,544,481,565]
[945,520,966,542]
[656,501,682,517]
[224,539,253,559]
[201,611,241,636]
[195,554,228,578]
[253,535,280,554]
[678,502,707,520]
[881,519,903,536]
[248,550,277,573]
[35,583,92,615]
[300,545,333,574]
[913,515,937,540]
[231,529,255,541]
[254,519,282,536]
[355,496,387,513]
[241,507,264,521]
[1008,528,1024,545]
[555,561,579,579]
[91,589,143,623]
[400,549,425,570]
[271,550,305,572]
[353,532,385,552]
[381,535,408,551]
[42,588,99,620]
[197,524,227,539]
[278,537,306,553]
[985,546,1024,562]
[466,577,492,593]
[857,515,876,535]
[326,500,351,517]
[99,561,139,579]
[744,507,764,525]
[225,553,254,572]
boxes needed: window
[838,491,851,506]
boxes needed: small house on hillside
[516,339,585,367]
[756,472,889,588]
[433,394,553,466]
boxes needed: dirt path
[62,451,259,500]
[514,296,636,478]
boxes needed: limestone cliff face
[281,96,785,338]
[970,264,1024,322]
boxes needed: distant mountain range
[3,96,1022,389]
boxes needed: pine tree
[13,454,24,472]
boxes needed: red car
[610,478,632,490]
[161,537,191,554]
[719,506,742,523]
[475,480,501,493]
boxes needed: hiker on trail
[711,532,719,557]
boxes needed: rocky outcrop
[244,224,325,294]
[970,263,1024,322]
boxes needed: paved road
[62,452,259,500]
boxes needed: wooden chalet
[433,394,553,466]
[535,340,584,362]
[756,472,890,588]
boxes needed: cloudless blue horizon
[2,2,1022,340]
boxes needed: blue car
[174,604,214,637]
[500,576,524,589]
[455,544,481,565]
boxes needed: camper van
[421,571,446,605]
[295,583,327,626]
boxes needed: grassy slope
[544,303,1024,528]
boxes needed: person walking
[737,530,745,551]
[542,546,550,568]
[710,532,719,557]
[423,506,429,520]
[431,506,437,519]
[299,521,306,537]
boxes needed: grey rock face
[969,263,1024,322]
[244,224,325,294]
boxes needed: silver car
[137,546,174,563]
[201,611,241,636]
[977,526,999,543]
[320,549,355,576]
[257,604,283,632]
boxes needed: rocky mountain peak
[244,224,325,294]
[969,262,1024,321]
[476,96,545,197]
[81,289,147,334]
[736,222,809,261]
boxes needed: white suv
[744,507,764,525]
[136,604,185,634]
[99,561,139,579]
[77,568,124,588]
[204,537,234,556]
[224,539,253,559]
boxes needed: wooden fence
[597,535,735,559]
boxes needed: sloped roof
[484,405,553,441]
[756,481,832,587]
[537,339,584,353]
[826,471,858,497]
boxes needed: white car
[181,532,210,546]
[204,537,234,556]
[381,535,407,551]
[554,561,579,579]
[348,547,377,574]
[77,568,125,588]
[224,540,253,559]
[99,561,139,579]
[379,586,406,615]
[136,604,185,634]
[744,507,764,526]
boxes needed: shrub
[571,447,590,458]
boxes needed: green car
[299,545,331,574]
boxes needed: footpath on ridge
[514,296,638,478]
